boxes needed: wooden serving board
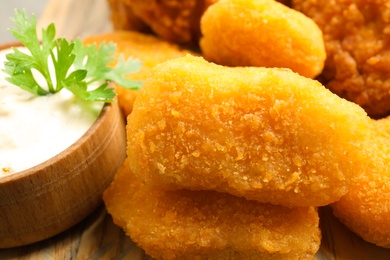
[1,0,390,259]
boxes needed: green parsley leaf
[105,55,143,89]
[3,9,142,103]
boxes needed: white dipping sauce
[0,47,104,175]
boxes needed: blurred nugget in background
[293,0,390,118]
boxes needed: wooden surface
[2,205,390,259]
[1,0,390,258]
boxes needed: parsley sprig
[3,10,142,102]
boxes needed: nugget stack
[102,0,390,257]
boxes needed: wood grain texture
[1,0,390,258]
[0,206,150,259]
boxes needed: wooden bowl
[0,45,127,248]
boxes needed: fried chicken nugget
[126,55,372,207]
[83,31,196,116]
[108,0,150,32]
[293,0,390,118]
[123,0,218,45]
[103,158,321,259]
[199,0,326,79]
[331,118,390,248]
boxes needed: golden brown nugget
[331,118,390,248]
[126,55,372,207]
[83,31,196,116]
[293,0,390,118]
[103,159,321,259]
[200,0,326,78]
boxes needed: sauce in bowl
[0,47,103,175]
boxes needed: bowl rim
[0,42,111,184]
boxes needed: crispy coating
[199,0,326,78]
[103,158,321,259]
[83,31,196,116]
[108,0,150,32]
[118,0,218,45]
[126,55,372,207]
[331,118,390,248]
[373,115,390,137]
[293,0,390,118]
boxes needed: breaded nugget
[108,0,150,32]
[122,0,218,45]
[199,0,326,78]
[103,158,321,259]
[331,118,390,248]
[83,31,196,116]
[293,0,390,118]
[126,55,372,207]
